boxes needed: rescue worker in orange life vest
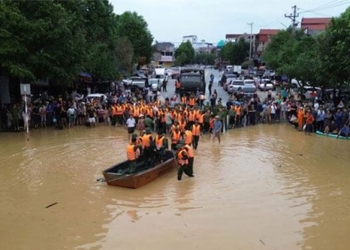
[191,120,201,150]
[171,126,182,150]
[176,141,191,181]
[183,143,195,177]
[142,127,155,168]
[131,133,143,154]
[154,130,168,164]
[126,137,142,174]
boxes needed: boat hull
[102,150,177,189]
[316,130,349,140]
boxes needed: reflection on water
[1,124,350,250]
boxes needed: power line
[285,5,299,30]
[299,0,350,13]
[257,16,285,28]
[298,9,330,17]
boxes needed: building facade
[153,42,175,67]
[255,29,280,53]
[301,17,331,36]
[181,35,214,54]
[182,35,198,43]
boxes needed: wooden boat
[316,130,349,140]
[102,150,177,189]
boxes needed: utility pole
[284,5,299,30]
[247,22,254,60]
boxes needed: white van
[155,68,166,85]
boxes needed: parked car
[223,76,237,91]
[241,85,257,99]
[227,80,244,94]
[244,79,256,87]
[86,93,108,104]
[259,79,275,91]
[291,86,322,100]
[149,78,161,93]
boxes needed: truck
[178,67,206,97]
[233,65,242,75]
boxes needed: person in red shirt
[305,110,314,136]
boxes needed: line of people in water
[126,126,196,181]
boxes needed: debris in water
[45,202,58,208]
[298,153,303,156]
[260,239,265,245]
[96,178,106,182]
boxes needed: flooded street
[1,124,350,250]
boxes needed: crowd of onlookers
[1,82,349,139]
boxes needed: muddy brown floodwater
[1,124,350,250]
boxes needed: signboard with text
[160,56,173,62]
[20,84,31,95]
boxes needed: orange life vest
[181,96,187,104]
[188,111,195,121]
[235,106,241,116]
[177,149,188,165]
[111,106,117,116]
[116,106,123,115]
[184,130,192,144]
[172,131,181,143]
[198,114,204,124]
[142,134,151,148]
[176,81,181,89]
[184,145,194,158]
[192,124,200,136]
[209,118,215,129]
[133,107,140,117]
[126,144,136,161]
[189,98,195,106]
[155,135,164,149]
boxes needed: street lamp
[247,22,254,60]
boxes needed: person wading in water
[126,137,142,174]
[212,115,222,143]
[176,142,191,181]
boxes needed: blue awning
[217,40,225,48]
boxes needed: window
[161,52,173,56]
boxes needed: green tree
[263,28,319,87]
[79,0,119,81]
[115,36,134,75]
[218,38,249,65]
[174,41,195,66]
[0,0,86,81]
[318,7,350,87]
[262,30,295,71]
[230,37,249,65]
[115,11,153,64]
[194,53,216,65]
[218,42,233,63]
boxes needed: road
[158,69,270,105]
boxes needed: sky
[110,0,349,45]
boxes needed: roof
[301,17,331,25]
[258,29,280,35]
[226,34,242,39]
[302,24,329,30]
[155,42,174,51]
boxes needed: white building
[181,35,213,54]
[182,35,198,43]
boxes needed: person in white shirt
[67,106,76,128]
[126,114,136,140]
